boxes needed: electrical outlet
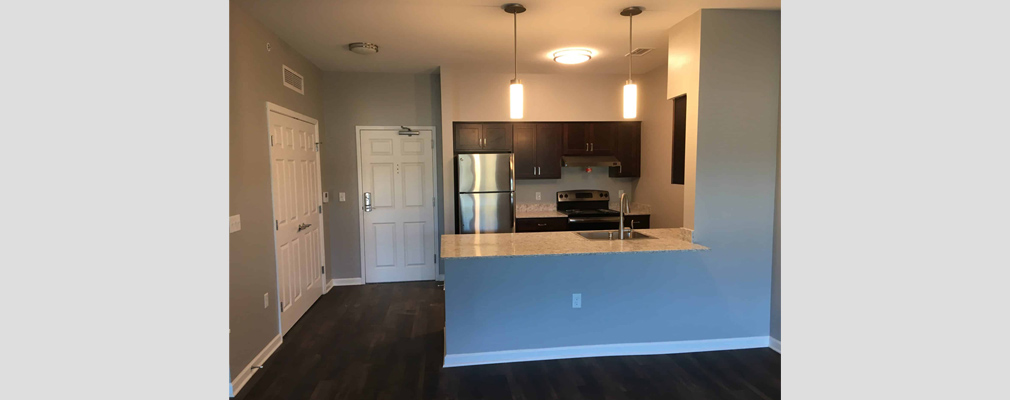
[535,192,541,201]
[572,293,582,309]
[264,293,269,309]
[339,192,346,202]
[322,192,329,203]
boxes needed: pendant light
[621,6,643,119]
[504,3,526,119]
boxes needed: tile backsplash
[514,167,637,209]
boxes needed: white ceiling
[237,0,780,75]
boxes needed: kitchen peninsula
[440,230,771,368]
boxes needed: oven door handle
[568,216,621,224]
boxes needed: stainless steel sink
[576,231,655,240]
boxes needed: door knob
[297,223,312,232]
[363,192,373,212]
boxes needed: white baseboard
[230,334,282,397]
[324,279,334,293]
[769,337,781,353]
[436,274,445,282]
[331,277,364,287]
[443,336,770,368]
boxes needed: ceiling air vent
[626,47,654,57]
[282,65,304,94]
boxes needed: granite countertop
[441,228,706,259]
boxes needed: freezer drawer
[457,153,513,193]
[457,192,514,234]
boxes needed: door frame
[265,102,327,335]
[354,126,440,283]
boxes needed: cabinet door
[536,123,563,179]
[515,217,569,232]
[454,123,483,152]
[563,123,590,155]
[610,121,641,177]
[588,122,617,155]
[513,123,537,179]
[482,123,513,152]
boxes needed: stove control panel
[557,190,609,202]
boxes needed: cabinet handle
[590,143,594,152]
[537,223,547,227]
[537,166,540,175]
[585,143,589,151]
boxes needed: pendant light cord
[514,11,518,81]
[628,14,633,82]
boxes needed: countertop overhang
[440,228,707,259]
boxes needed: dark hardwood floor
[234,282,780,400]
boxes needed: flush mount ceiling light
[553,48,593,64]
[621,6,643,119]
[503,3,526,119]
[348,42,379,55]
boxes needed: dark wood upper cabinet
[610,121,642,178]
[481,123,513,152]
[563,122,617,156]
[535,123,563,179]
[453,123,513,152]
[589,123,617,155]
[563,123,591,155]
[513,123,562,179]
[454,123,483,152]
[513,123,537,179]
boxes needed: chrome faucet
[619,193,629,240]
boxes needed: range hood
[561,155,621,168]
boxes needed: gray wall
[320,71,442,279]
[771,96,781,341]
[445,251,772,355]
[694,8,780,338]
[229,2,324,380]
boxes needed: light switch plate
[229,215,241,233]
[535,192,541,201]
[322,192,329,203]
[339,192,346,202]
[572,293,582,309]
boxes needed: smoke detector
[348,42,379,55]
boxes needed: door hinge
[280,301,284,311]
[431,140,434,149]
[318,205,322,213]
[275,220,279,230]
[321,265,325,275]
[434,254,437,263]
[269,135,274,146]
[315,142,320,152]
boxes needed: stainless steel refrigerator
[456,153,514,234]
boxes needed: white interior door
[268,106,325,335]
[358,128,437,283]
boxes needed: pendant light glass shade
[623,82,637,119]
[510,80,524,119]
